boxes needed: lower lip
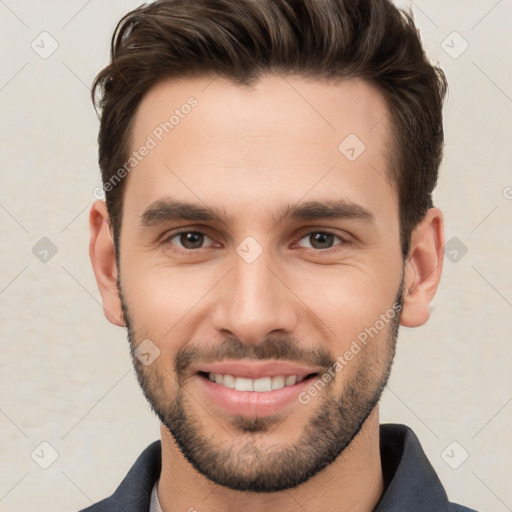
[196,374,315,417]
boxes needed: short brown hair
[92,0,447,257]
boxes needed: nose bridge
[212,248,298,343]
[235,255,275,314]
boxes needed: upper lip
[194,359,320,379]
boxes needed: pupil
[311,233,333,249]
[181,232,203,249]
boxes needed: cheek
[318,290,398,394]
[291,267,397,347]
[121,265,214,340]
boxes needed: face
[116,75,405,492]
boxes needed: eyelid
[293,227,351,247]
[159,224,214,240]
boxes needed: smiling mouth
[197,371,319,392]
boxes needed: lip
[193,359,320,379]
[196,372,316,417]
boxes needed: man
[84,0,477,510]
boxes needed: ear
[89,200,125,327]
[400,207,444,327]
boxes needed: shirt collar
[374,423,453,511]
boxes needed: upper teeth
[208,373,304,392]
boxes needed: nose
[211,251,299,345]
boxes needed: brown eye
[167,231,213,250]
[297,231,343,250]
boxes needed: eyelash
[161,228,349,255]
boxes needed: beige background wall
[0,1,510,510]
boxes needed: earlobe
[89,200,125,327]
[400,208,444,328]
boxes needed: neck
[157,407,384,512]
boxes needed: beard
[120,273,404,493]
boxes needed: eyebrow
[139,198,376,227]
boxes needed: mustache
[175,336,335,378]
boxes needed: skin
[89,75,444,512]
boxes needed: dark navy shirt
[79,424,478,511]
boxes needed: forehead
[125,74,396,225]
[132,73,391,151]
